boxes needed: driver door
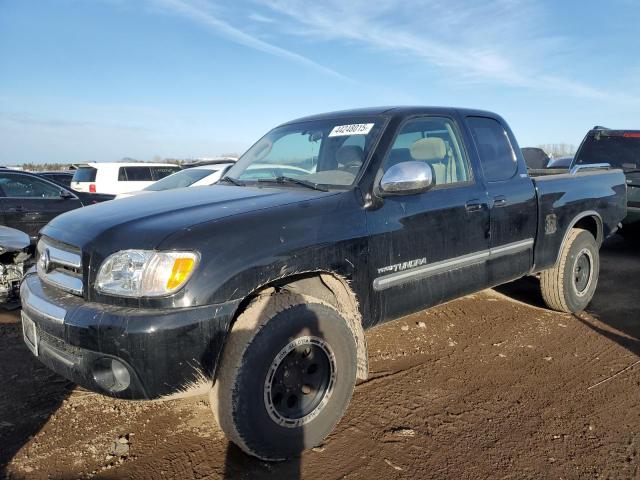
[366,116,490,322]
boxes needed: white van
[115,161,235,199]
[70,163,181,195]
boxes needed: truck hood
[42,185,338,250]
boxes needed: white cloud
[254,0,639,103]
[248,12,275,23]
[146,0,354,82]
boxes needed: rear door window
[466,117,518,182]
[119,167,153,181]
[117,166,180,181]
[72,167,97,182]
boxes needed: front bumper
[20,273,240,399]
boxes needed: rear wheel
[540,228,599,313]
[211,291,357,460]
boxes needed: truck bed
[531,169,627,272]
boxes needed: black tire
[211,291,357,460]
[540,228,599,313]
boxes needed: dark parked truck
[573,126,640,235]
[20,107,626,460]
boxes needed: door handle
[493,195,507,207]
[7,206,26,213]
[465,200,484,212]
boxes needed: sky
[1,0,639,165]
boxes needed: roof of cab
[281,106,500,126]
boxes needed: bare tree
[538,143,576,158]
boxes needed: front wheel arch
[218,271,368,383]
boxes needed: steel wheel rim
[573,248,594,297]
[264,336,337,428]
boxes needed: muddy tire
[540,228,599,313]
[210,291,357,460]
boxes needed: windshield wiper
[219,176,245,186]
[257,176,328,192]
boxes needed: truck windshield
[225,117,385,188]
[576,134,640,171]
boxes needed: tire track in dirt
[2,237,639,479]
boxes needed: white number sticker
[328,123,374,137]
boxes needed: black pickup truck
[572,126,640,235]
[20,107,626,460]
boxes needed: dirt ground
[1,235,639,479]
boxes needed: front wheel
[540,228,599,313]
[210,291,357,460]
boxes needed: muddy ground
[1,235,639,479]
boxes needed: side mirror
[59,189,74,199]
[378,161,434,196]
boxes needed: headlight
[96,250,199,297]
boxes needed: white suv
[71,163,181,195]
[115,161,235,199]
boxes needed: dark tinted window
[0,173,61,198]
[42,173,73,186]
[72,167,97,182]
[521,148,550,169]
[120,167,152,181]
[118,166,180,182]
[467,116,517,182]
[576,134,640,169]
[52,174,72,186]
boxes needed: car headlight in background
[96,250,199,297]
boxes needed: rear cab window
[575,131,640,171]
[466,116,518,182]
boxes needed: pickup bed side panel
[531,169,626,271]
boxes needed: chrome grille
[37,238,83,296]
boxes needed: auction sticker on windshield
[328,123,374,137]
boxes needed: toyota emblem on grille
[39,248,52,273]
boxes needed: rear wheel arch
[572,213,603,246]
[555,211,603,267]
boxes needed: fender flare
[553,210,603,266]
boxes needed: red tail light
[89,184,96,193]
[623,133,640,138]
